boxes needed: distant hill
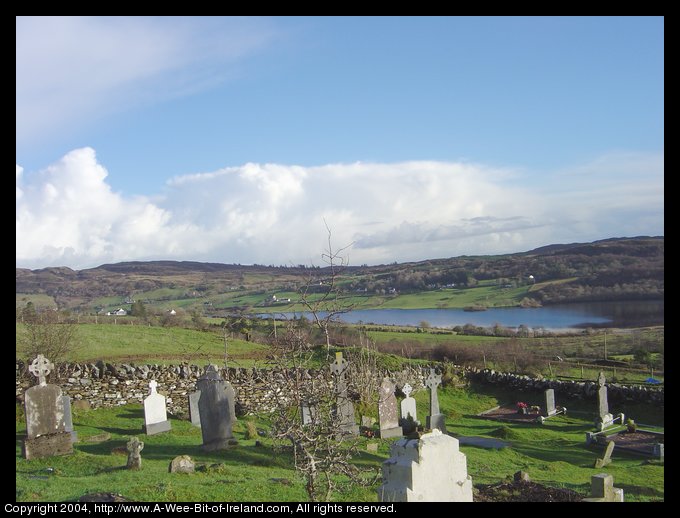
[16,236,663,312]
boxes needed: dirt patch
[474,480,583,502]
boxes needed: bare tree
[299,221,356,354]
[265,320,375,501]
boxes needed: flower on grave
[516,402,528,409]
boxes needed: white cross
[29,354,53,386]
[149,380,158,394]
[402,383,413,398]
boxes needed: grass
[15,384,663,502]
[16,323,268,366]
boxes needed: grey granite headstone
[188,390,201,427]
[22,355,73,460]
[143,380,172,435]
[126,437,144,470]
[595,372,614,430]
[378,378,402,439]
[583,473,624,502]
[424,369,446,433]
[543,389,557,417]
[196,365,237,451]
[399,383,419,434]
[595,440,615,468]
[62,395,77,443]
[330,353,359,435]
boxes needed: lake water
[260,299,663,331]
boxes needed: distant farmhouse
[106,308,127,316]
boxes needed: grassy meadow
[15,384,663,502]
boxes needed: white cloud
[16,149,664,270]
[16,16,276,148]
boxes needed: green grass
[16,324,268,366]
[16,294,57,309]
[15,384,663,502]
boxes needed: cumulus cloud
[16,149,664,269]
[16,16,276,148]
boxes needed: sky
[16,16,664,270]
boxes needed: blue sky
[16,16,664,269]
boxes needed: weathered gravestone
[543,388,557,417]
[22,355,73,460]
[595,372,614,431]
[594,440,615,468]
[196,365,237,451]
[378,429,473,502]
[143,380,171,435]
[301,400,316,426]
[188,390,201,427]
[399,383,419,434]
[583,473,624,502]
[378,378,402,439]
[330,353,359,435]
[169,455,195,473]
[62,395,77,443]
[425,369,446,433]
[126,437,144,470]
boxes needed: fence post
[548,361,553,378]
[580,364,584,379]
[483,354,487,369]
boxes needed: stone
[142,380,171,435]
[583,473,624,502]
[543,389,557,417]
[378,429,473,502]
[424,369,446,433]
[378,378,402,439]
[653,442,664,460]
[367,443,379,453]
[399,383,419,434]
[22,355,73,460]
[595,441,615,468]
[23,433,73,460]
[83,432,111,443]
[361,416,376,428]
[301,401,316,426]
[196,365,237,451]
[169,455,195,473]
[126,437,144,470]
[62,396,77,443]
[514,470,531,483]
[188,390,201,427]
[329,353,359,435]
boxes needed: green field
[15,384,663,502]
[16,323,268,366]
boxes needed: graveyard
[15,360,664,502]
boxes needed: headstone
[22,355,73,460]
[126,437,144,470]
[543,389,557,417]
[169,455,195,473]
[62,395,77,443]
[594,440,615,468]
[378,429,473,502]
[367,442,379,453]
[196,365,237,451]
[143,380,171,435]
[329,353,359,435]
[378,378,402,439]
[583,473,624,502]
[399,383,419,434]
[595,372,614,430]
[424,369,446,433]
[188,390,201,427]
[301,401,316,426]
[653,442,664,460]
